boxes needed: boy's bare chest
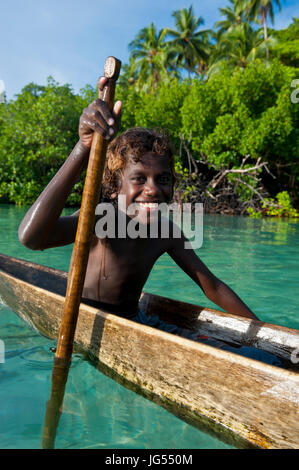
[95,237,166,272]
[84,236,169,302]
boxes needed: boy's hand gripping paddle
[42,57,121,449]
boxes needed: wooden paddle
[42,57,121,449]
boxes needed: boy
[18,77,256,320]
[19,77,283,365]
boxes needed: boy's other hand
[79,76,122,148]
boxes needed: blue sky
[1,0,298,100]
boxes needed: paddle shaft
[55,60,121,364]
[42,57,121,449]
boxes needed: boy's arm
[167,233,259,321]
[18,77,122,250]
[18,141,89,249]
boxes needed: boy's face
[117,152,173,224]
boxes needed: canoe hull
[0,254,298,449]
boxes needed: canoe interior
[0,253,298,365]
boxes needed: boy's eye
[130,174,171,184]
[132,176,145,183]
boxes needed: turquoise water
[0,204,298,449]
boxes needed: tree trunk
[261,7,269,60]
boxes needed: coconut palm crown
[164,6,211,78]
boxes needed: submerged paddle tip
[104,56,122,80]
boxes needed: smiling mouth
[136,202,159,209]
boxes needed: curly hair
[102,127,176,200]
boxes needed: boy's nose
[144,180,161,197]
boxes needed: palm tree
[214,0,246,39]
[128,23,171,90]
[235,0,282,42]
[208,22,275,76]
[164,6,211,78]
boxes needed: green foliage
[247,191,299,218]
[181,61,299,205]
[115,83,142,131]
[174,161,197,201]
[247,207,263,218]
[270,18,299,68]
[134,79,189,140]
[0,77,91,205]
[1,58,298,212]
[208,23,275,74]
[262,191,299,217]
[116,78,190,151]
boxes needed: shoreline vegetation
[0,2,298,218]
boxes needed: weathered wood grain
[140,292,299,361]
[0,254,298,449]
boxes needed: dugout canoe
[0,253,298,449]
